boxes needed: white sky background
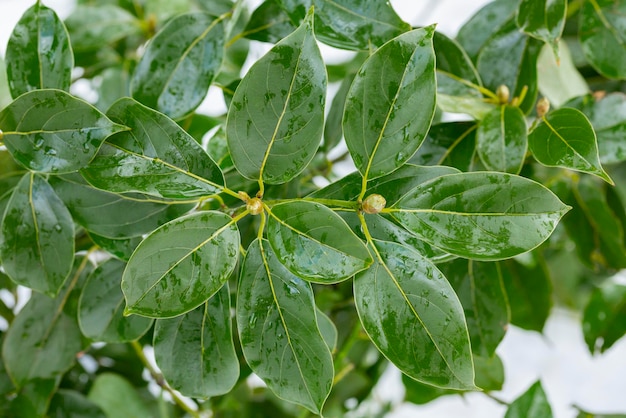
[2,1,626,417]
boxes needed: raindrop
[34,138,45,149]
[54,224,62,232]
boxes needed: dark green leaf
[65,5,142,51]
[354,240,475,389]
[390,172,570,260]
[87,373,152,418]
[0,89,127,174]
[343,26,436,180]
[79,259,153,342]
[583,281,626,353]
[505,381,553,418]
[81,97,224,200]
[87,234,142,261]
[4,378,60,418]
[244,0,295,43]
[316,308,338,352]
[131,13,225,119]
[227,10,326,184]
[237,239,333,414]
[473,354,505,391]
[412,122,478,171]
[267,201,372,283]
[0,173,74,296]
[5,3,73,98]
[154,285,239,398]
[579,0,626,79]
[49,390,107,418]
[529,107,613,184]
[516,0,566,56]
[122,211,240,318]
[95,66,130,112]
[323,72,355,152]
[476,105,528,174]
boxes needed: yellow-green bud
[536,97,550,118]
[246,197,263,215]
[496,85,510,104]
[362,194,386,214]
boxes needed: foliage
[1,0,626,416]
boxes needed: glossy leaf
[50,174,192,239]
[49,390,106,418]
[154,285,239,398]
[87,373,152,418]
[516,0,566,56]
[505,381,553,418]
[0,174,74,296]
[237,239,333,414]
[267,201,372,283]
[316,308,338,352]
[343,26,436,180]
[354,240,475,389]
[244,0,295,43]
[131,13,225,119]
[65,5,142,51]
[226,10,326,184]
[528,107,613,184]
[390,172,570,260]
[0,89,127,174]
[476,105,528,174]
[579,0,626,79]
[278,0,410,50]
[122,211,239,318]
[2,291,82,388]
[79,259,153,342]
[87,234,141,262]
[412,122,478,171]
[323,72,355,152]
[5,3,73,98]
[583,281,626,353]
[81,98,224,200]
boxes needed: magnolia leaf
[476,105,528,174]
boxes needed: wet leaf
[154,285,239,398]
[0,173,74,296]
[579,0,626,79]
[583,281,626,353]
[79,259,153,342]
[505,381,553,418]
[476,105,528,174]
[316,308,338,352]
[237,239,333,414]
[516,0,566,57]
[244,0,295,43]
[344,26,436,180]
[390,172,570,260]
[82,98,224,200]
[323,72,355,152]
[412,122,478,171]
[267,201,372,283]
[87,234,142,262]
[122,211,239,318]
[528,107,613,184]
[0,90,127,174]
[49,390,106,418]
[354,240,475,389]
[65,5,142,51]
[131,13,225,119]
[5,3,73,98]
[227,10,326,185]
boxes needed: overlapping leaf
[154,285,239,398]
[412,122,478,171]
[354,240,475,389]
[65,5,142,51]
[529,107,613,183]
[0,90,127,174]
[237,239,333,414]
[5,3,73,98]
[49,390,106,418]
[267,201,372,283]
[81,98,224,200]
[122,211,239,318]
[343,26,436,181]
[244,0,295,43]
[390,172,570,260]
[131,13,225,119]
[476,105,528,174]
[227,10,325,185]
[516,0,566,57]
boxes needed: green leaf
[0,173,74,296]
[5,3,73,98]
[267,201,372,283]
[87,234,142,261]
[49,390,106,418]
[505,381,553,418]
[244,0,295,43]
[3,378,60,418]
[323,72,355,152]
[516,0,566,57]
[390,172,570,260]
[81,97,224,200]
[226,10,326,185]
[50,173,192,239]
[122,211,239,318]
[354,240,475,389]
[440,259,509,357]
[583,281,626,353]
[316,308,338,352]
[343,26,436,180]
[2,291,82,388]
[528,107,613,184]
[130,13,226,119]
[154,284,239,398]
[579,0,626,79]
[0,89,127,174]
[476,105,528,174]
[87,373,152,418]
[412,122,478,171]
[65,5,142,51]
[277,0,410,50]
[79,259,153,342]
[474,354,505,391]
[537,42,588,108]
[237,239,333,414]
[0,57,11,110]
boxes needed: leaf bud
[362,194,386,214]
[496,85,510,104]
[246,197,263,215]
[536,97,550,118]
